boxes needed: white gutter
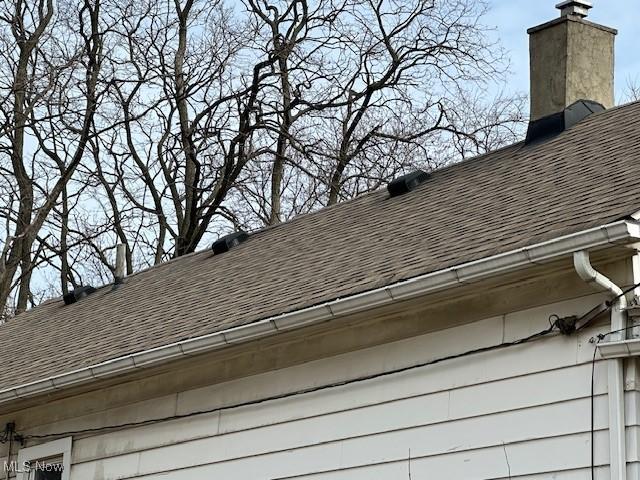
[0,220,638,407]
[574,250,628,480]
[598,338,640,359]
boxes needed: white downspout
[574,251,627,480]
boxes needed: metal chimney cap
[556,0,593,18]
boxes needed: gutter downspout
[574,251,627,480]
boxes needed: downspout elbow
[573,251,627,309]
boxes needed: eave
[1,219,639,406]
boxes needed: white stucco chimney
[527,1,617,121]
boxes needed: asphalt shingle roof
[4,101,640,392]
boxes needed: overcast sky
[490,0,639,102]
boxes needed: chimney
[527,1,617,122]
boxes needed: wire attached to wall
[4,430,11,480]
[1,422,25,480]
[19,322,561,442]
[0,423,22,446]
[12,285,640,459]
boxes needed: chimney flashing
[524,99,605,145]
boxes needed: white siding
[17,291,640,479]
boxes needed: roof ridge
[124,142,533,280]
[598,98,640,113]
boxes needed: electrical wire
[14,282,640,446]
[5,433,11,480]
[577,279,640,328]
[21,323,559,441]
[591,323,639,344]
[1,424,16,480]
[611,280,640,303]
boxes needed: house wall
[2,258,640,479]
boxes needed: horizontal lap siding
[30,292,640,479]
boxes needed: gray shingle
[3,101,640,392]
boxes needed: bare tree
[623,78,640,102]
[236,0,525,214]
[0,0,525,316]
[0,0,104,316]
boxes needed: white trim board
[16,437,72,480]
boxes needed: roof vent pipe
[114,244,126,286]
[387,170,430,198]
[63,286,97,305]
[211,231,249,255]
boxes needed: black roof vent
[525,99,604,145]
[63,285,97,305]
[211,231,249,255]
[387,170,430,198]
